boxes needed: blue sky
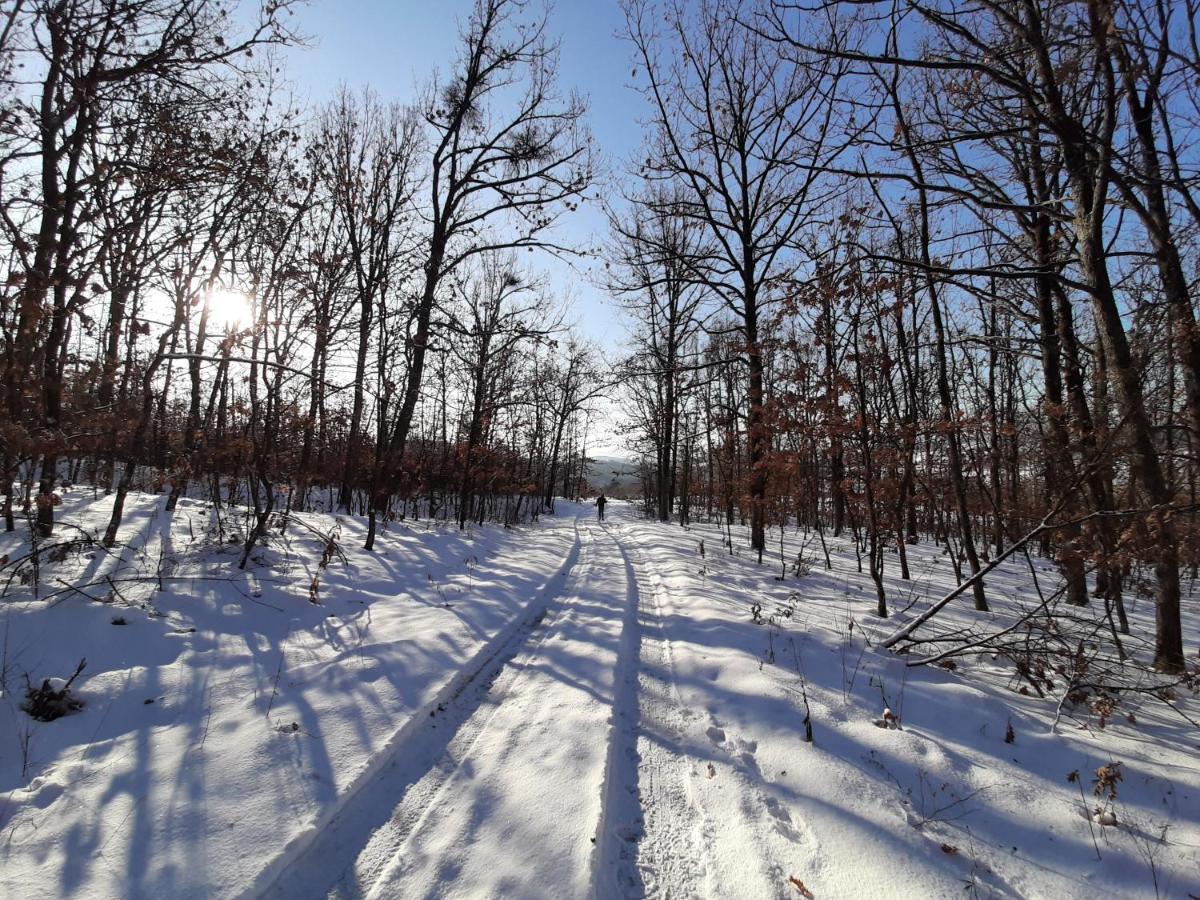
[280,0,642,357]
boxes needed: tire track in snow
[588,523,645,897]
[626,520,820,898]
[361,519,615,898]
[618,528,711,899]
[255,516,586,900]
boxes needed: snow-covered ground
[1,490,1197,898]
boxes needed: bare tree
[444,252,558,527]
[367,0,594,549]
[606,187,708,521]
[314,88,422,513]
[624,0,853,559]
[1,0,298,536]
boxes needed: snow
[619,514,1200,898]
[2,491,1198,899]
[1,490,578,899]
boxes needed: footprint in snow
[707,723,758,761]
[32,782,64,808]
[731,736,757,754]
[19,778,64,810]
[763,796,804,843]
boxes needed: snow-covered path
[265,504,895,900]
[264,508,674,899]
[261,502,1200,900]
[6,495,1197,899]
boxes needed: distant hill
[585,455,641,498]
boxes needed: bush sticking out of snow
[874,706,900,729]
[21,658,86,722]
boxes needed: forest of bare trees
[4,3,1200,896]
[1,0,1197,682]
[0,0,604,567]
[613,0,1199,674]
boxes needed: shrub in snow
[1068,761,1125,829]
[874,707,900,729]
[22,658,86,722]
[1093,808,1118,827]
[1093,762,1123,803]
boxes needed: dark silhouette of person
[596,493,607,521]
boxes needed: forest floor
[1,490,1198,899]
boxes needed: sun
[207,287,253,328]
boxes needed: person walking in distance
[596,493,607,521]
